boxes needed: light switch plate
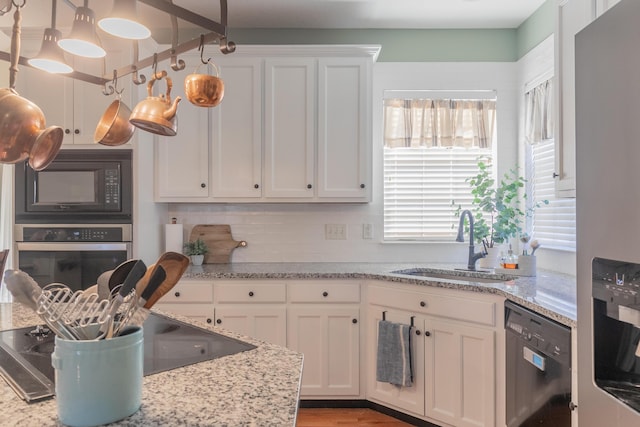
[325,224,347,240]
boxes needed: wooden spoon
[135,252,189,309]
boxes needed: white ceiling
[2,0,547,32]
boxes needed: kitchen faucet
[456,210,486,271]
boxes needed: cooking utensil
[108,259,138,293]
[36,284,110,340]
[103,259,146,339]
[94,96,135,146]
[4,270,79,340]
[129,70,181,136]
[118,265,166,332]
[137,252,189,308]
[4,269,41,311]
[184,61,224,107]
[0,7,63,171]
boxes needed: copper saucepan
[184,61,224,107]
[0,7,63,171]
[94,97,135,146]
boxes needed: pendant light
[98,0,151,40]
[28,0,73,74]
[58,0,106,58]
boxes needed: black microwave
[15,149,133,224]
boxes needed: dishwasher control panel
[505,300,571,366]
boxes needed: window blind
[529,140,576,250]
[383,147,492,241]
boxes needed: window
[524,79,576,251]
[383,93,496,241]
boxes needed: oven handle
[16,242,131,252]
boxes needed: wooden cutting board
[188,224,247,264]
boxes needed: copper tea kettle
[0,6,63,171]
[129,70,181,136]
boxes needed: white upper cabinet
[317,58,370,199]
[210,58,263,198]
[554,0,595,197]
[155,53,210,199]
[154,45,379,203]
[264,58,316,199]
[595,0,621,17]
[16,35,132,146]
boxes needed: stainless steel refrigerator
[576,0,640,425]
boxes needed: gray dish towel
[376,319,413,387]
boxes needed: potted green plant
[455,158,547,267]
[183,238,208,266]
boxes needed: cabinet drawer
[368,285,496,326]
[153,303,214,325]
[288,281,360,303]
[158,281,214,303]
[214,282,287,303]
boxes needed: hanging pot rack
[0,0,236,87]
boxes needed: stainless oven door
[16,242,131,292]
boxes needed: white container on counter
[51,326,143,427]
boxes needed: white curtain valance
[524,79,554,145]
[383,98,496,149]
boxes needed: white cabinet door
[214,305,287,347]
[16,41,131,146]
[425,318,496,427]
[211,58,263,198]
[366,307,425,417]
[155,53,210,199]
[555,0,595,197]
[288,305,360,396]
[153,303,215,325]
[264,58,315,198]
[317,57,370,200]
[595,0,621,16]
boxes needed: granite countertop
[0,303,303,426]
[184,262,577,327]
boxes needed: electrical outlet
[363,224,373,239]
[325,224,347,240]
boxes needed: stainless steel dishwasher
[505,300,572,427]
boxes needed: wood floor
[296,408,415,426]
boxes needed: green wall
[516,0,555,58]
[226,28,518,62]
[169,0,553,62]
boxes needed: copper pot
[0,7,63,171]
[94,98,135,146]
[0,88,63,171]
[184,62,224,107]
[130,71,181,136]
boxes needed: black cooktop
[0,313,256,402]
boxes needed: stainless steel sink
[391,268,516,283]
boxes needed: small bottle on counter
[503,245,518,269]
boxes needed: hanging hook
[198,34,211,65]
[219,36,236,55]
[11,0,25,8]
[131,41,146,85]
[101,70,115,96]
[169,9,185,71]
[152,52,164,80]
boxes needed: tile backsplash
[167,203,466,263]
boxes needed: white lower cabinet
[213,281,287,346]
[154,277,504,425]
[152,280,214,325]
[288,281,361,397]
[367,283,500,427]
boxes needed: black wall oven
[15,224,132,292]
[14,149,132,224]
